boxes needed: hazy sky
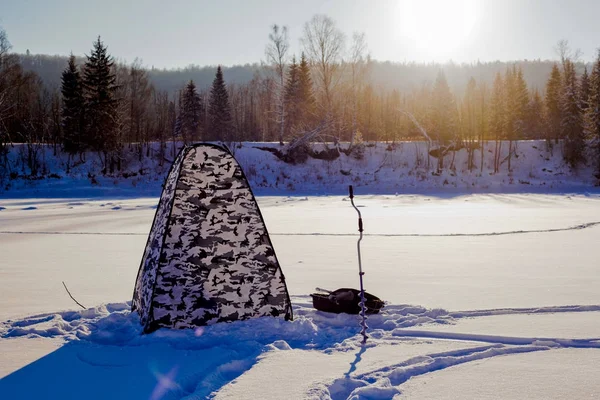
[1,0,600,69]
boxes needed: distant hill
[16,52,585,97]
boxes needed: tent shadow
[0,305,363,400]
[0,333,262,400]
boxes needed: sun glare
[398,0,477,60]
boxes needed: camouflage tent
[132,143,293,333]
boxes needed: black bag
[311,288,384,314]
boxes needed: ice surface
[401,348,600,399]
[1,193,600,398]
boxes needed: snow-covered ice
[400,349,600,399]
[1,193,599,398]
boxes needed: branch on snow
[62,281,86,310]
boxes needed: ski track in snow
[1,299,599,398]
[1,220,599,237]
[317,345,550,400]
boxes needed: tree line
[1,17,600,180]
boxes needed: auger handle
[349,185,363,233]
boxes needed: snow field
[1,193,599,398]
[1,299,598,399]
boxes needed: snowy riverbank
[1,140,598,198]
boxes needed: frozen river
[1,193,599,398]
[1,193,599,319]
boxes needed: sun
[397,0,477,60]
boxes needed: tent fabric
[132,143,293,333]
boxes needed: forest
[1,14,599,179]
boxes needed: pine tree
[296,52,315,128]
[180,80,202,143]
[284,57,299,135]
[513,66,529,135]
[502,65,528,171]
[476,82,489,173]
[208,66,233,142]
[545,63,562,145]
[560,59,585,167]
[502,67,515,144]
[61,54,85,156]
[462,77,477,170]
[584,51,600,177]
[579,66,590,111]
[490,72,505,173]
[526,88,544,139]
[82,36,118,158]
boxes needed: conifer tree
[296,52,315,128]
[82,36,118,160]
[490,72,505,172]
[513,67,529,133]
[462,77,477,170]
[584,51,600,176]
[502,67,516,144]
[503,66,528,170]
[526,88,544,139]
[208,66,233,142]
[180,80,202,143]
[545,63,562,145]
[560,59,585,167]
[579,66,590,111]
[61,54,85,157]
[283,56,299,135]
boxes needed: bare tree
[265,24,289,145]
[348,32,370,145]
[128,59,152,160]
[302,14,345,124]
[0,27,13,120]
[555,39,582,67]
[0,26,15,173]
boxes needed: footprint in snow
[22,206,37,211]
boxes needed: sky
[1,0,600,69]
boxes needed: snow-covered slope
[2,140,598,197]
